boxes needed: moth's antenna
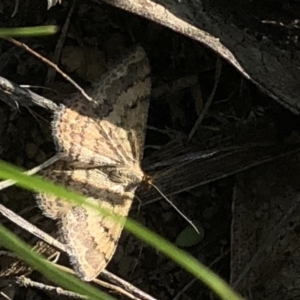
[149,182,199,234]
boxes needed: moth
[36,46,150,281]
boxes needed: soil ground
[1,1,300,299]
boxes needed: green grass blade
[0,160,244,300]
[0,222,115,300]
[0,26,59,37]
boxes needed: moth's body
[36,46,150,281]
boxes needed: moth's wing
[36,161,134,281]
[36,161,74,219]
[53,99,122,167]
[94,46,151,163]
[62,194,133,281]
[53,46,150,166]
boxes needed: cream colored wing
[62,195,133,281]
[94,46,151,163]
[53,99,122,167]
[53,46,150,166]
[37,46,150,280]
[36,161,135,281]
[36,161,75,219]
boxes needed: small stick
[4,37,93,102]
[0,75,58,112]
[15,276,86,299]
[55,265,148,300]
[0,291,12,300]
[55,264,155,300]
[0,204,157,300]
[0,203,68,253]
[45,0,75,85]
[101,270,158,300]
[188,58,222,141]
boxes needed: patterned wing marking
[36,161,135,281]
[37,46,150,280]
[53,46,150,166]
[62,195,133,281]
